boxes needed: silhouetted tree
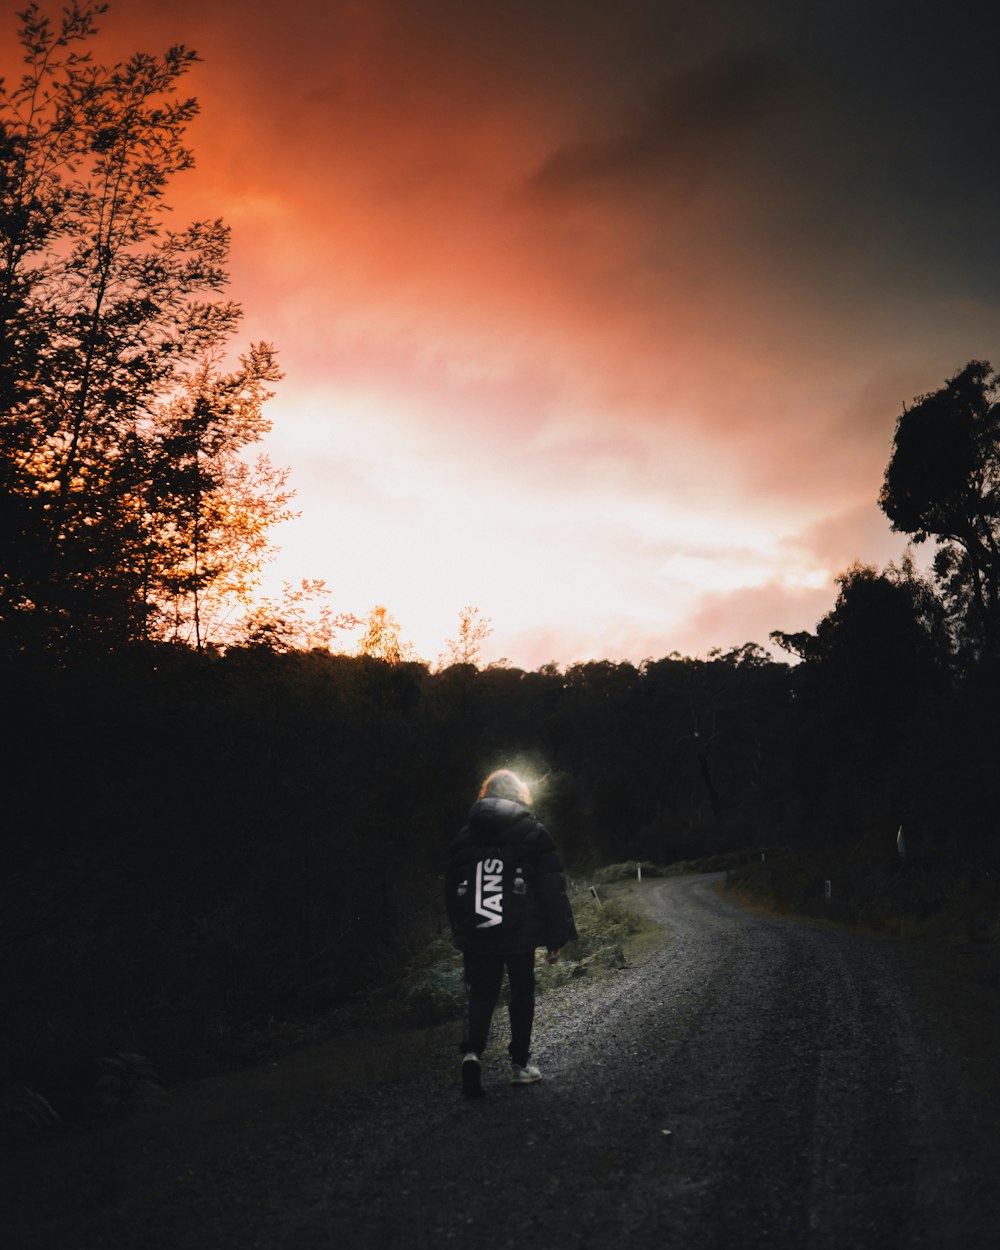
[439,604,492,668]
[772,560,946,711]
[879,360,1000,659]
[0,3,283,651]
[771,561,949,843]
[148,347,293,649]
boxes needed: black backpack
[451,847,529,941]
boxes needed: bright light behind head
[481,753,549,807]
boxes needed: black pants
[460,948,536,1068]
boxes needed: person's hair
[479,768,531,806]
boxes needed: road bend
[220,874,988,1250]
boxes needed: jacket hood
[467,797,530,830]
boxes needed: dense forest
[2,5,1000,1114]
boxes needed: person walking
[446,768,577,1099]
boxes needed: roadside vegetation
[724,844,1000,945]
[0,872,669,1250]
[398,878,663,1025]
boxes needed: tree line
[0,642,792,1094]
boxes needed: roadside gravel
[187,874,996,1250]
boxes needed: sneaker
[509,1062,542,1085]
[461,1053,485,1099]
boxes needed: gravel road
[203,875,994,1250]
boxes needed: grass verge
[720,853,1000,1116]
[394,876,664,1021]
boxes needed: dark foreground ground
[5,875,999,1249]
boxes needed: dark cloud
[525,50,800,199]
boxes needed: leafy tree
[771,560,947,696]
[356,604,415,664]
[879,360,1000,658]
[236,579,359,653]
[771,561,949,843]
[439,604,492,668]
[147,347,293,649]
[0,3,283,650]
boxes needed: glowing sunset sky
[22,0,1000,666]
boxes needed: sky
[15,0,1000,667]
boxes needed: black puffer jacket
[446,797,578,954]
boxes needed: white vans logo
[474,857,504,928]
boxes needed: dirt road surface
[202,874,994,1250]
